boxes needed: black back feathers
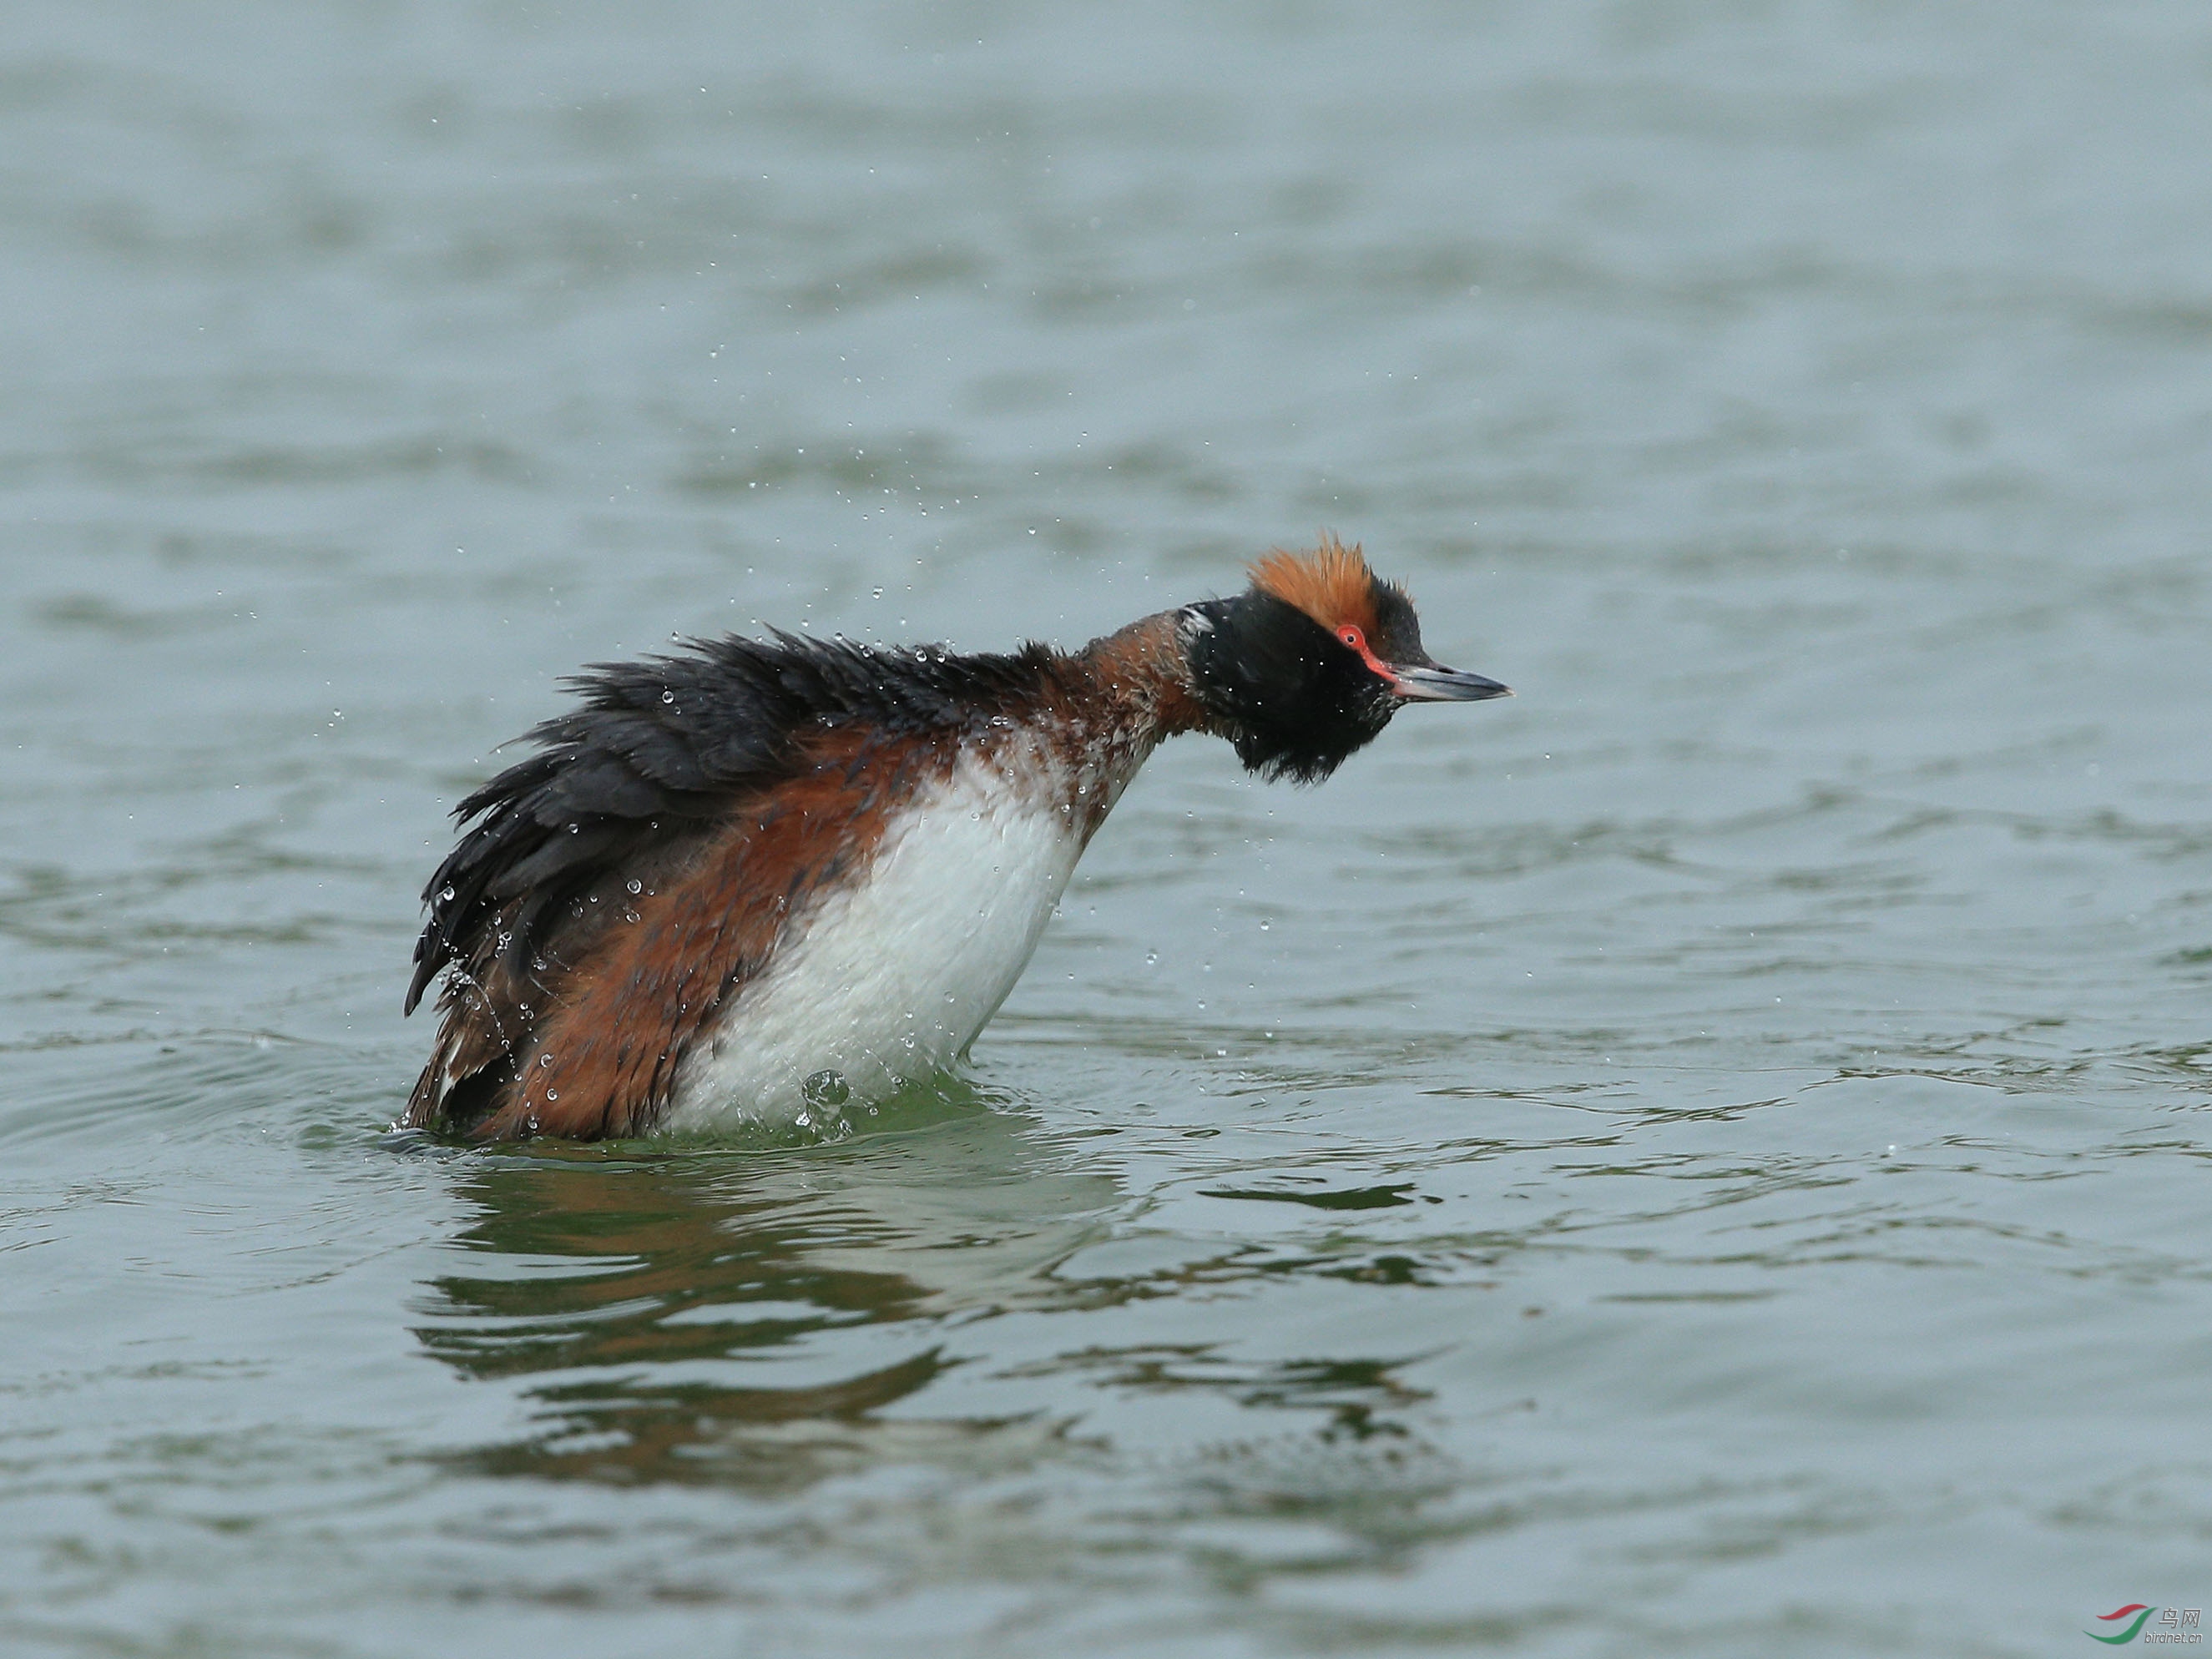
[405,632,1061,1016]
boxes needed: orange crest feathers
[1247,535,1398,637]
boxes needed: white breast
[662,749,1101,1135]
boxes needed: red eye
[1335,623,1396,683]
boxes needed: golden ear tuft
[1248,533,1383,635]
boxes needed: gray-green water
[4,5,2210,1655]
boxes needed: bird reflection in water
[409,1099,1122,1492]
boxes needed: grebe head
[1179,535,1509,783]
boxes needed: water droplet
[567,822,580,835]
[1145,950,1159,966]
[544,1090,558,1101]
[661,689,675,703]
[803,1069,851,1108]
[795,1112,812,1129]
[627,878,643,895]
[439,885,456,903]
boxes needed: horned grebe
[403,537,1507,1140]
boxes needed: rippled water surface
[5,4,2211,1655]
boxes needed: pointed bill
[1389,662,1512,702]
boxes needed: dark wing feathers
[405,630,1060,1018]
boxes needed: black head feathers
[1177,588,1400,783]
[1178,537,1502,782]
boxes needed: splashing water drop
[802,1069,851,1109]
